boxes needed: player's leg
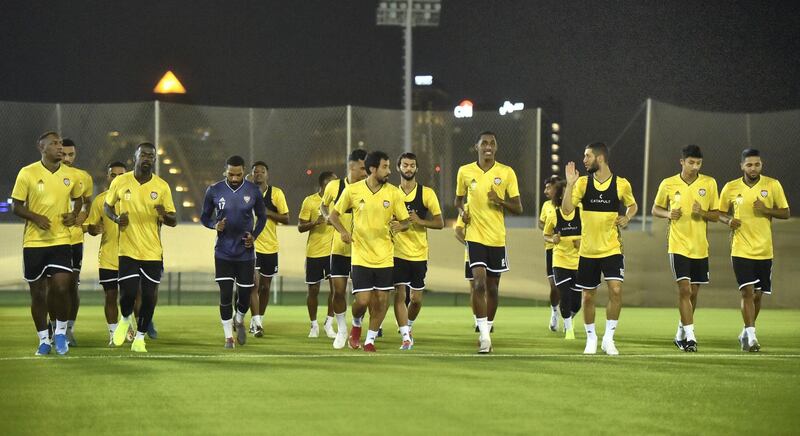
[233,259,255,345]
[66,243,83,346]
[100,269,119,345]
[307,281,321,337]
[323,275,336,338]
[546,249,559,331]
[218,279,235,348]
[24,248,53,355]
[576,255,601,354]
[47,271,73,355]
[553,268,576,339]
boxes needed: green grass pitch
[1,305,798,435]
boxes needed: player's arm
[251,192,267,238]
[390,191,411,233]
[454,224,466,244]
[454,167,471,223]
[86,198,103,236]
[12,199,51,230]
[154,185,177,227]
[328,209,351,243]
[411,189,444,230]
[542,216,560,245]
[298,199,321,233]
[561,162,579,216]
[614,179,637,228]
[63,196,82,226]
[488,193,523,215]
[267,190,290,225]
[754,203,790,219]
[75,176,93,226]
[200,187,217,230]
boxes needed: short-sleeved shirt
[653,174,719,259]
[255,185,289,255]
[105,172,176,261]
[12,161,84,248]
[455,161,520,247]
[393,184,442,261]
[334,180,409,268]
[85,191,120,270]
[543,208,581,270]
[718,176,789,260]
[540,200,556,250]
[570,174,636,258]
[68,167,94,245]
[322,178,353,257]
[299,192,334,258]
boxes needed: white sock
[683,324,696,341]
[222,319,233,339]
[675,322,684,340]
[740,326,747,337]
[135,331,145,340]
[108,323,117,335]
[399,325,411,341]
[477,317,490,340]
[122,314,132,324]
[310,320,319,328]
[365,329,378,345]
[55,320,68,335]
[564,317,573,331]
[407,319,415,328]
[335,312,347,332]
[488,320,494,330]
[352,316,363,328]
[324,315,334,326]
[67,320,75,330]
[37,329,49,344]
[745,326,757,341]
[256,315,264,327]
[604,320,618,340]
[551,305,559,314]
[584,323,597,340]
[235,310,245,324]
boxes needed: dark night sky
[2,0,799,150]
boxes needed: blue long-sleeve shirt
[201,179,267,261]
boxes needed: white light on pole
[414,75,433,86]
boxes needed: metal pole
[641,98,652,232]
[167,272,172,305]
[249,108,255,165]
[346,104,352,157]
[403,0,413,153]
[56,103,62,135]
[176,271,182,305]
[272,276,278,305]
[535,107,542,220]
[154,100,161,176]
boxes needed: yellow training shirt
[105,172,176,261]
[255,185,289,254]
[570,175,636,258]
[393,184,442,261]
[298,192,334,258]
[653,173,719,259]
[85,191,120,270]
[69,167,94,245]
[11,161,84,248]
[543,208,581,270]
[335,180,409,268]
[540,200,556,250]
[718,176,788,260]
[322,178,352,257]
[454,215,469,263]
[455,161,520,247]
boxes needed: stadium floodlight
[162,158,173,165]
[551,154,560,163]
[414,75,433,86]
[551,133,559,142]
[377,0,442,152]
[551,143,560,153]
[153,70,186,94]
[551,164,560,173]
[551,123,560,133]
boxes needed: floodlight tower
[377,0,442,153]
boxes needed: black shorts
[255,252,278,277]
[305,256,332,284]
[99,268,118,290]
[118,256,163,284]
[575,254,625,290]
[669,254,709,284]
[553,267,580,291]
[467,241,509,274]
[71,243,84,272]
[22,245,73,282]
[330,254,351,278]
[545,249,554,278]
[732,257,773,294]
[464,261,473,280]
[393,258,427,290]
[351,265,393,293]
[215,257,255,288]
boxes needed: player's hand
[314,215,326,226]
[32,214,51,230]
[215,218,227,232]
[117,212,129,227]
[752,199,766,215]
[615,214,631,228]
[75,210,89,226]
[669,207,683,220]
[565,162,580,185]
[487,189,503,207]
[552,233,561,245]
[728,218,742,230]
[409,211,422,225]
[341,231,352,244]
[572,239,581,249]
[691,201,704,217]
[61,212,77,226]
[390,219,404,233]
[460,209,471,224]
[242,232,254,248]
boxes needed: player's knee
[410,291,423,304]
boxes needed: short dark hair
[544,175,561,186]
[61,138,77,148]
[226,155,245,168]
[682,144,703,159]
[252,161,269,171]
[108,161,127,170]
[552,180,567,207]
[37,131,59,144]
[349,149,368,162]
[365,151,390,175]
[585,142,609,161]
[741,148,760,162]
[475,130,497,143]
[137,142,156,151]
[318,171,335,188]
[396,152,417,169]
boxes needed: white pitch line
[1,353,799,362]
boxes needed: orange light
[434,165,441,173]
[153,70,187,94]
[305,169,313,176]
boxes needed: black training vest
[555,207,582,237]
[581,174,620,213]
[335,179,352,213]
[264,185,277,212]
[404,184,429,218]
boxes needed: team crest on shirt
[150,191,158,200]
[383,200,390,208]
[698,188,706,197]
[243,195,251,204]
[493,177,502,185]
[63,178,70,186]
[469,179,477,190]
[760,190,768,198]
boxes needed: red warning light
[434,165,441,173]
[305,169,313,176]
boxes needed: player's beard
[401,171,415,181]
[746,171,760,182]
[587,162,600,174]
